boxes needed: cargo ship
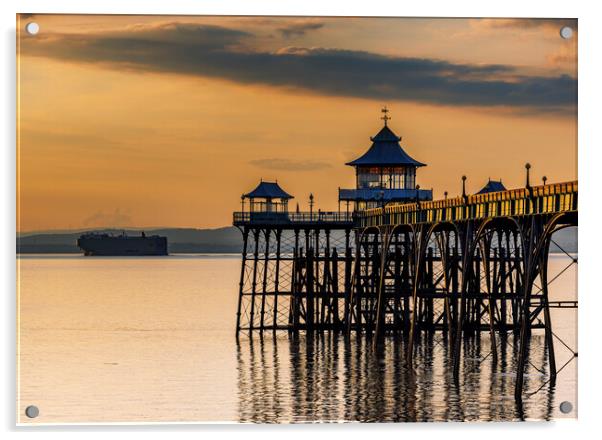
[77,231,168,256]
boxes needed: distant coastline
[16,226,577,255]
[17,226,243,254]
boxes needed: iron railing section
[233,210,354,226]
[358,180,578,228]
[338,188,433,201]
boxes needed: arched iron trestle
[233,180,577,402]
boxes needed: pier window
[356,166,417,190]
[357,167,381,189]
[516,200,524,215]
[475,203,484,218]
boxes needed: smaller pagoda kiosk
[241,180,294,223]
[476,179,507,194]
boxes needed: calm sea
[17,254,577,423]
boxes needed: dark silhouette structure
[77,231,168,256]
[233,110,578,402]
[234,179,353,333]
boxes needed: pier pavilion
[339,107,432,211]
[232,109,578,402]
[240,180,293,224]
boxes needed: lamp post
[525,163,533,198]
[241,194,245,214]
[542,176,547,186]
[309,193,314,219]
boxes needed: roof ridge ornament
[381,106,391,126]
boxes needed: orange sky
[17,15,577,231]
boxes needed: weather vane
[381,106,391,126]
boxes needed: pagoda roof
[476,180,507,194]
[346,125,426,168]
[244,181,294,199]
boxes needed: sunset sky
[17,15,577,231]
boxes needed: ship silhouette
[77,231,168,256]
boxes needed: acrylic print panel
[16,14,578,423]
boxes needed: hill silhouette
[16,226,577,255]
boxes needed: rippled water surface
[17,254,577,423]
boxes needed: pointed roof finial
[381,106,391,126]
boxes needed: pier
[233,110,578,401]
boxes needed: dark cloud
[277,22,325,38]
[22,22,576,113]
[250,158,332,172]
[481,18,577,31]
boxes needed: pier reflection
[236,333,557,422]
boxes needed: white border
[3,0,601,438]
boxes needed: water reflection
[237,333,558,422]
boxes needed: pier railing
[338,187,433,201]
[357,180,578,228]
[233,211,354,226]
